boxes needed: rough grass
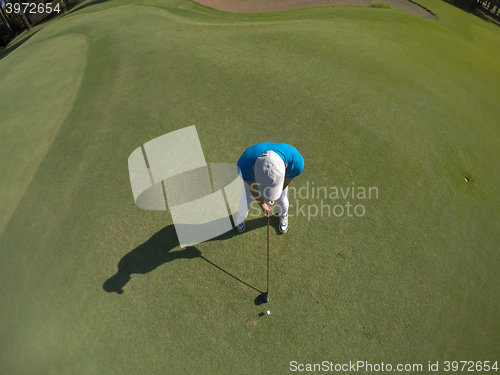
[372,2,394,9]
[0,0,499,374]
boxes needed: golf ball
[266,310,271,315]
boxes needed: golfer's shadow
[103,217,271,299]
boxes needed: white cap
[254,151,286,201]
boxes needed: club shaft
[267,214,270,292]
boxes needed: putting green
[0,0,499,374]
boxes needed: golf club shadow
[103,216,269,296]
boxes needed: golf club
[260,211,270,304]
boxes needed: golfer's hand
[261,202,272,216]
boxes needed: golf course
[0,0,499,373]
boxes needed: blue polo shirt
[237,143,304,182]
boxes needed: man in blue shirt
[236,143,304,233]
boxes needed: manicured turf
[1,0,499,373]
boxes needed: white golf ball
[266,310,271,315]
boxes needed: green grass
[0,0,499,374]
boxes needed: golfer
[236,143,304,234]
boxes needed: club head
[260,291,269,304]
[254,291,269,305]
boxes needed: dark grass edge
[406,0,439,20]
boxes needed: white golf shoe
[279,213,288,234]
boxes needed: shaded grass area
[442,0,500,26]
[0,0,499,374]
[0,30,40,61]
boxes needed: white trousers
[237,182,289,224]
